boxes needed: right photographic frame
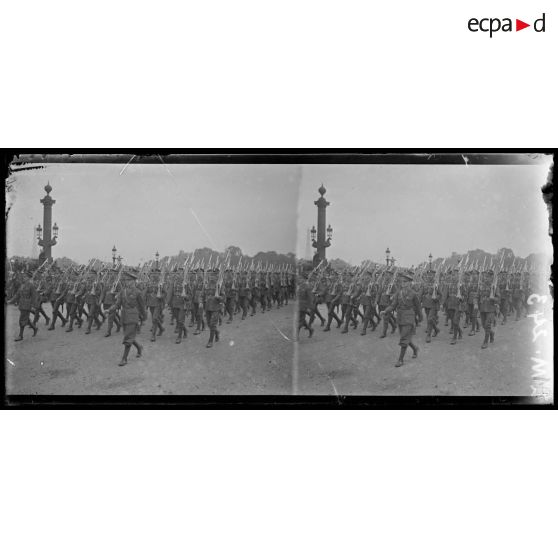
[293,152,554,404]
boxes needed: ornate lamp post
[385,247,391,266]
[155,251,160,268]
[311,184,333,267]
[117,255,123,266]
[391,257,396,267]
[429,253,433,270]
[112,246,117,266]
[37,182,58,262]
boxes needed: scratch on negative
[461,154,469,166]
[329,378,342,404]
[119,154,136,175]
[7,359,15,366]
[157,154,218,249]
[267,317,292,341]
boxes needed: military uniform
[84,271,104,334]
[102,273,121,337]
[384,272,422,367]
[377,273,397,338]
[296,275,314,338]
[65,276,84,331]
[238,273,252,320]
[48,276,68,330]
[466,270,481,335]
[421,271,440,342]
[112,272,147,366]
[9,274,39,340]
[145,271,166,341]
[323,277,342,331]
[205,275,223,348]
[477,270,499,348]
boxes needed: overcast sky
[6,160,551,267]
[296,163,552,266]
[7,163,300,265]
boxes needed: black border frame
[3,149,555,409]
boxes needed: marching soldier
[32,274,51,327]
[65,271,83,332]
[9,271,39,341]
[84,270,104,334]
[224,270,236,323]
[360,271,378,335]
[381,271,422,367]
[499,271,511,324]
[466,269,481,336]
[205,271,223,348]
[377,270,397,338]
[477,269,499,349]
[48,271,68,330]
[102,269,121,337]
[109,270,146,366]
[323,274,342,331]
[238,271,251,320]
[296,272,314,339]
[421,270,440,343]
[145,269,166,342]
[192,270,206,334]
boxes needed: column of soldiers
[296,258,539,366]
[7,258,297,364]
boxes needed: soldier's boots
[481,333,489,349]
[66,318,74,332]
[215,330,220,342]
[14,326,25,341]
[489,332,494,343]
[308,325,314,338]
[151,330,157,342]
[432,325,439,337]
[426,332,431,343]
[380,322,388,338]
[175,329,183,344]
[119,344,131,366]
[410,343,419,358]
[206,330,214,348]
[158,325,165,336]
[133,341,143,358]
[395,346,407,367]
[105,328,112,337]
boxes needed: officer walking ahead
[109,270,147,366]
[9,271,39,341]
[381,271,422,367]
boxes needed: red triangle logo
[516,19,530,31]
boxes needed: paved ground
[5,304,296,395]
[5,301,551,397]
[295,304,549,397]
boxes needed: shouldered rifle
[386,268,398,295]
[110,265,123,294]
